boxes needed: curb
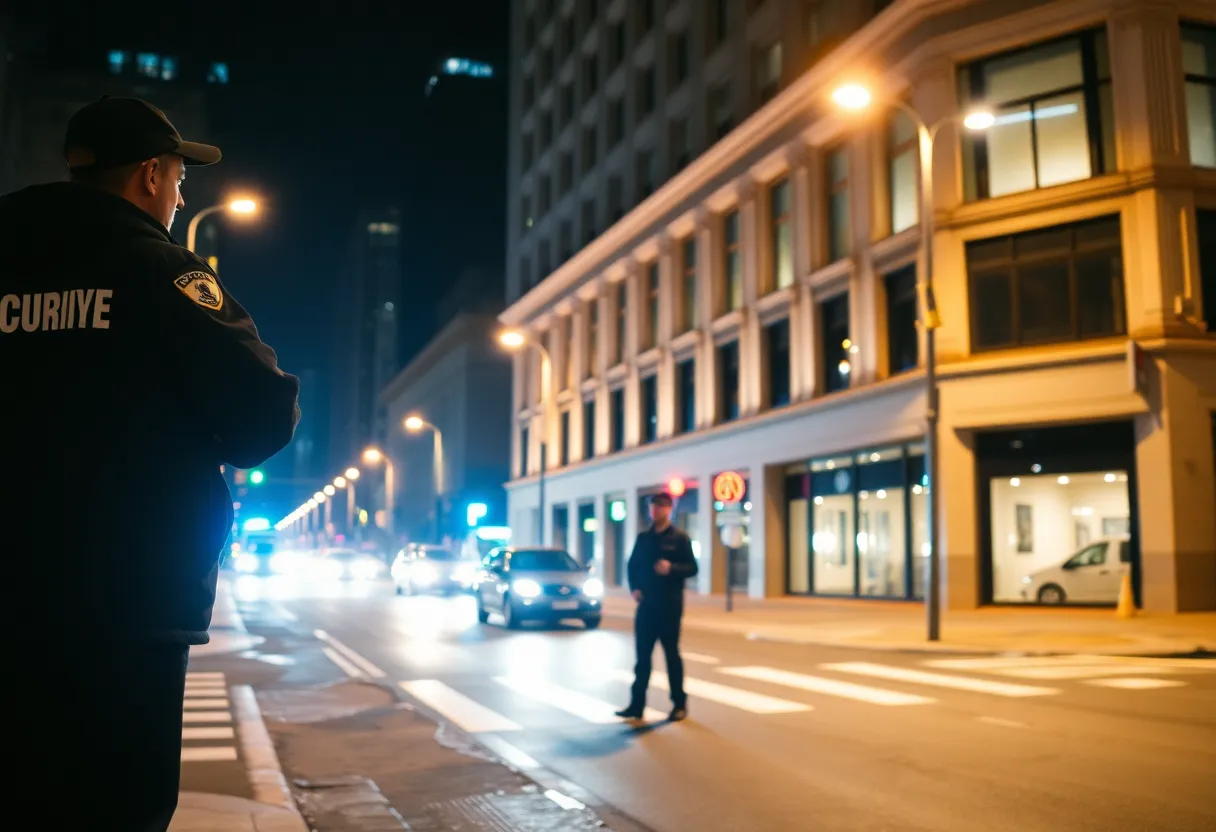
[231,685,310,831]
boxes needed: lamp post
[185,198,259,254]
[830,83,994,641]
[404,414,446,542]
[498,329,553,546]
[343,467,360,536]
[362,447,395,540]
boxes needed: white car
[1021,536,1131,604]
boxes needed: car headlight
[454,563,476,584]
[352,560,381,580]
[234,553,260,573]
[412,562,438,585]
[1022,576,1032,584]
[512,578,542,599]
[582,578,604,598]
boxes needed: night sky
[14,0,510,494]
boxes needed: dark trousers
[630,605,686,708]
[11,640,190,831]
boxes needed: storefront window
[990,470,1130,604]
[786,468,810,593]
[1183,24,1216,168]
[907,446,929,601]
[856,447,907,597]
[811,455,856,594]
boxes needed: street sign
[713,471,746,504]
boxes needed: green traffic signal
[249,469,265,485]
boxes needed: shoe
[615,706,644,720]
[669,705,687,722]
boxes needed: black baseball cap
[650,492,673,507]
[63,96,222,173]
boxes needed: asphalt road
[230,574,1216,832]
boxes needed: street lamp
[404,413,446,541]
[343,467,360,534]
[362,446,396,538]
[830,83,993,642]
[498,328,554,546]
[185,197,260,254]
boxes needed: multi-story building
[501,0,1216,614]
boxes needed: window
[562,17,577,62]
[821,293,851,393]
[559,221,573,263]
[636,148,657,197]
[522,133,534,168]
[677,358,696,434]
[967,216,1126,351]
[582,53,599,98]
[641,375,658,444]
[639,0,656,32]
[207,62,229,84]
[827,145,851,262]
[671,31,691,87]
[885,265,918,375]
[565,315,577,388]
[538,173,552,214]
[1183,24,1216,167]
[638,65,657,116]
[538,238,551,278]
[581,198,597,244]
[610,20,627,69]
[766,318,791,408]
[608,97,625,145]
[710,83,734,140]
[539,47,555,86]
[711,0,730,48]
[581,125,598,172]
[960,31,1114,200]
[615,281,628,364]
[610,388,625,451]
[755,41,783,104]
[588,298,600,373]
[645,262,660,348]
[889,112,918,234]
[723,210,743,312]
[718,341,740,421]
[524,16,537,50]
[583,398,596,458]
[519,255,532,291]
[560,410,571,466]
[560,84,576,127]
[1197,210,1216,325]
[670,116,691,170]
[539,109,554,149]
[770,177,794,290]
[520,194,533,233]
[682,236,699,331]
[519,424,530,475]
[523,74,535,109]
[559,151,574,192]
[608,174,624,221]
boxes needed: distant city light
[137,53,159,78]
[442,57,494,78]
[243,517,271,532]
[108,50,127,75]
[160,56,178,81]
[208,62,229,84]
[467,502,489,527]
[367,222,399,235]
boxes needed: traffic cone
[1116,573,1137,618]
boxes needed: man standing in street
[0,98,300,830]
[616,492,699,722]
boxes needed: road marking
[989,665,1179,680]
[230,685,298,813]
[184,688,228,698]
[926,655,1216,671]
[186,671,227,680]
[269,601,298,622]
[184,698,230,709]
[181,746,239,762]
[720,666,936,706]
[322,646,365,680]
[313,629,386,679]
[400,680,522,733]
[682,652,720,665]
[1085,677,1188,690]
[823,662,1059,697]
[494,676,666,723]
[614,670,811,714]
[182,710,233,724]
[183,726,236,740]
[977,716,1027,729]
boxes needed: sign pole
[725,547,733,612]
[712,471,748,616]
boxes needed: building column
[739,180,764,416]
[789,144,815,401]
[696,212,719,427]
[623,264,642,448]
[694,471,717,595]
[939,418,981,610]
[849,133,878,386]
[657,238,677,438]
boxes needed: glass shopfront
[786,444,927,599]
[978,421,1137,606]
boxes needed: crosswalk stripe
[185,672,226,680]
[613,670,811,714]
[400,680,522,733]
[989,665,1180,680]
[720,666,936,706]
[182,711,233,724]
[682,652,720,665]
[1084,677,1187,690]
[183,726,236,740]
[926,655,1216,671]
[494,676,666,723]
[184,689,227,698]
[181,746,239,762]
[823,662,1059,697]
[183,698,230,709]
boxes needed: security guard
[616,492,699,722]
[0,98,300,831]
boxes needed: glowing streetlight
[186,197,262,253]
[323,484,336,497]
[345,467,360,481]
[359,447,395,536]
[496,327,554,545]
[401,413,446,539]
[963,111,997,131]
[831,83,872,111]
[498,329,527,350]
[333,476,347,489]
[307,498,318,509]
[313,491,326,503]
[404,415,425,433]
[228,198,258,215]
[362,447,384,465]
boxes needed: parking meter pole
[725,548,733,612]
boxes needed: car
[391,544,477,595]
[1020,536,1131,604]
[311,547,387,582]
[474,546,604,629]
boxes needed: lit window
[888,112,918,234]
[108,50,127,75]
[442,57,494,78]
[367,222,399,235]
[723,210,742,311]
[770,178,794,290]
[160,56,177,81]
[682,237,698,331]
[207,62,229,84]
[826,146,851,262]
[137,53,160,78]
[1183,24,1216,167]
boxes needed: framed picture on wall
[1015,504,1033,553]
[1103,517,1130,536]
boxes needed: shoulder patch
[174,271,224,311]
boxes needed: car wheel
[1037,584,1066,604]
[476,599,489,623]
[503,598,522,630]
[583,616,602,630]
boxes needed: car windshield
[510,550,580,572]
[420,548,458,561]
[244,540,275,555]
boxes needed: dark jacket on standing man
[0,182,300,644]
[626,524,699,613]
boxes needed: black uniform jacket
[0,182,300,644]
[626,524,699,615]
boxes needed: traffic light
[249,469,265,485]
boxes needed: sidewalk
[171,577,308,832]
[601,591,1216,655]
